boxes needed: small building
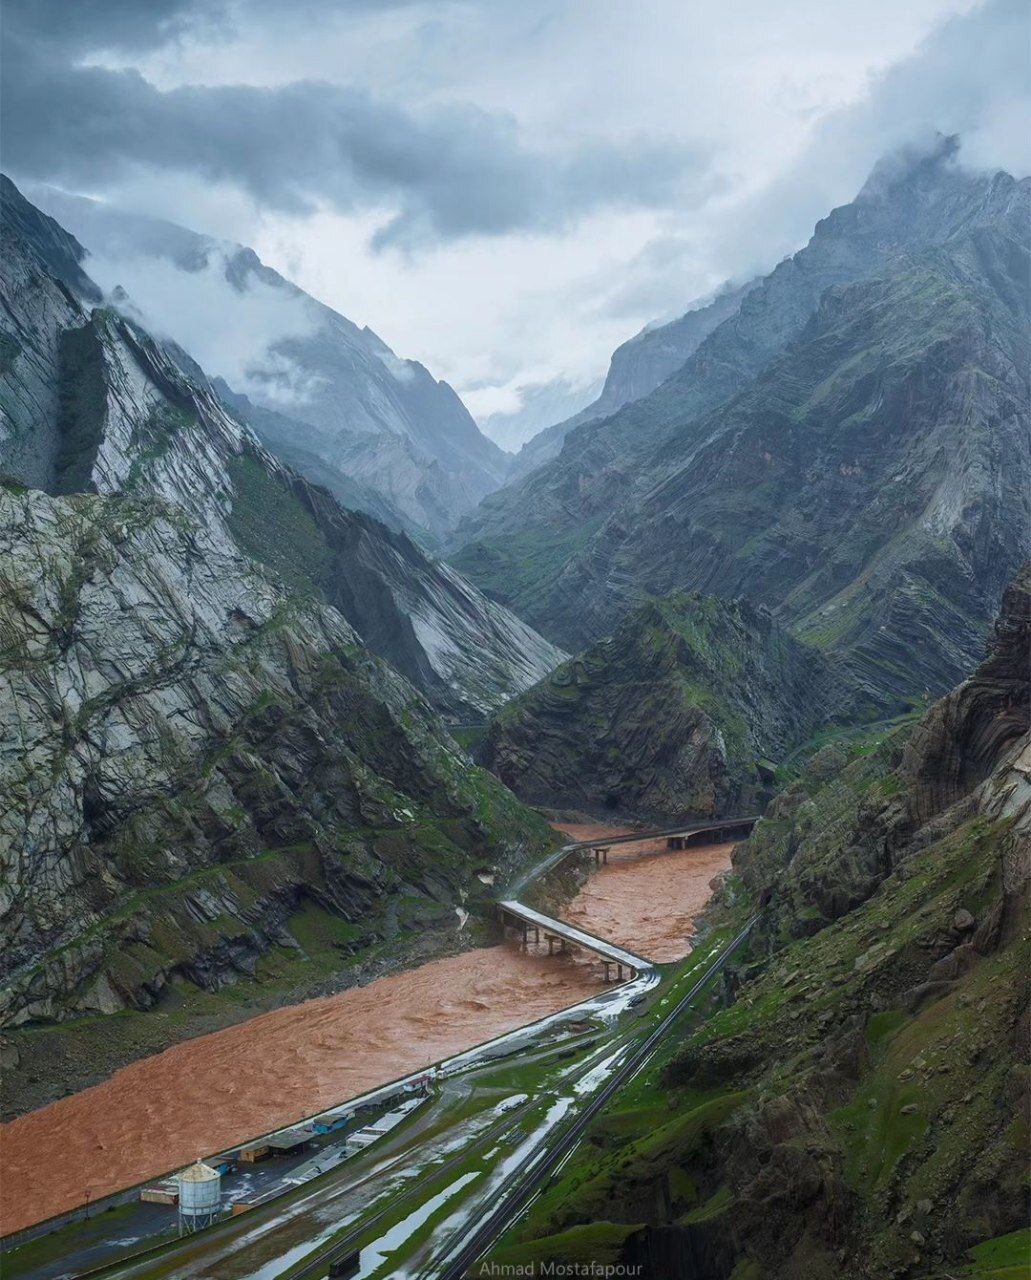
[309,1109,352,1135]
[140,1181,178,1206]
[266,1126,312,1155]
[237,1142,271,1164]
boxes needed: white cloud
[84,246,322,406]
[462,384,524,420]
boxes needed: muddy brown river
[555,823,735,963]
[0,824,733,1233]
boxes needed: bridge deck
[563,815,759,851]
[497,900,649,972]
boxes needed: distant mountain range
[509,279,755,480]
[452,139,1031,710]
[27,186,511,544]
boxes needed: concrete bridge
[564,815,759,860]
[574,816,759,867]
[662,815,757,849]
[497,900,649,983]
[496,814,758,981]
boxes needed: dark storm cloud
[5,0,219,55]
[5,0,413,54]
[2,1,706,247]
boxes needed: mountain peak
[855,132,962,202]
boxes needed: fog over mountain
[27,185,510,541]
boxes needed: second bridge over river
[577,815,759,864]
[499,814,759,980]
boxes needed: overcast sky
[4,0,1028,445]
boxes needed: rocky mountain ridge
[0,175,563,720]
[510,279,753,480]
[482,591,851,821]
[453,146,1030,709]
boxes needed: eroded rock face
[899,567,1031,825]
[482,592,848,821]
[0,176,563,721]
[0,179,559,1047]
[0,482,550,1030]
[739,565,1030,943]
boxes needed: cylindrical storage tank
[176,1161,221,1217]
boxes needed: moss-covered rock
[482,591,852,820]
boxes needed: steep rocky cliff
[482,592,850,821]
[28,184,511,540]
[453,146,1030,706]
[0,176,563,721]
[0,180,560,1112]
[0,481,549,1030]
[492,565,1030,1279]
[212,379,424,539]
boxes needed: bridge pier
[593,846,609,866]
[666,817,757,852]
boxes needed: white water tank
[176,1160,221,1217]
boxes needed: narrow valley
[2,9,1028,1279]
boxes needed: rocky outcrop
[740,563,1030,943]
[453,145,1031,706]
[898,568,1031,824]
[497,567,1030,1279]
[28,183,511,540]
[0,181,560,1069]
[483,592,849,820]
